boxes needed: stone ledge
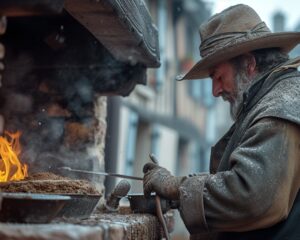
[57,212,162,240]
[0,212,165,239]
[0,223,103,240]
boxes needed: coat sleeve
[178,118,300,234]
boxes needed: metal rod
[155,195,171,240]
[149,154,171,240]
[59,167,143,181]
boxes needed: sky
[207,0,300,31]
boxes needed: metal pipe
[59,167,143,181]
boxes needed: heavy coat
[178,59,300,240]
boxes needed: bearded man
[143,4,300,240]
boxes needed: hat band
[200,22,271,58]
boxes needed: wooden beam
[64,0,160,68]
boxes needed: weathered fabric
[178,59,300,239]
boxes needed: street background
[104,1,300,238]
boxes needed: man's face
[209,62,237,103]
[209,61,253,120]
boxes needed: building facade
[104,0,232,238]
[105,0,231,194]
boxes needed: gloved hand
[143,162,186,200]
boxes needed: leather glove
[143,162,186,200]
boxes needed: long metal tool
[149,154,171,240]
[59,167,143,181]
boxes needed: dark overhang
[0,0,160,96]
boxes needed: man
[143,4,300,240]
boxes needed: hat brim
[178,32,300,80]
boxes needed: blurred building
[291,20,300,58]
[272,11,286,32]
[104,0,231,238]
[104,0,231,193]
[272,10,300,58]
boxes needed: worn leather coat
[178,58,300,240]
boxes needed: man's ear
[246,54,256,77]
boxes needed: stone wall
[0,16,108,193]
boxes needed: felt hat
[178,4,300,80]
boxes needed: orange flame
[0,131,28,182]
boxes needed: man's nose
[212,78,222,97]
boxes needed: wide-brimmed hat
[178,4,300,80]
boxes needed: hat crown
[199,4,271,57]
[177,3,300,81]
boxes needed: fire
[0,131,28,182]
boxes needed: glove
[143,162,186,200]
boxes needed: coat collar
[238,57,300,119]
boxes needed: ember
[0,131,28,182]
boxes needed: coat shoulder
[252,72,300,126]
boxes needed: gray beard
[229,71,253,121]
